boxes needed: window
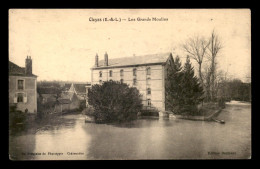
[17,93,23,103]
[147,99,151,107]
[147,77,151,85]
[133,68,137,76]
[146,67,151,75]
[120,69,124,76]
[99,71,102,77]
[147,88,151,95]
[133,78,137,85]
[120,79,124,83]
[14,92,27,103]
[99,80,102,84]
[109,70,113,77]
[18,80,24,90]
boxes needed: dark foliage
[180,56,204,114]
[87,81,143,122]
[165,55,184,113]
[79,100,86,111]
[166,56,204,115]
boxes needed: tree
[87,81,143,122]
[182,35,210,89]
[182,30,223,102]
[166,55,204,115]
[181,56,204,108]
[165,55,184,113]
[207,30,223,101]
[37,82,65,102]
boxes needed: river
[9,101,251,160]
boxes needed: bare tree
[182,36,210,88]
[207,30,223,101]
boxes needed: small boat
[220,120,225,124]
[212,118,225,124]
[85,115,95,123]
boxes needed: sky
[9,9,251,82]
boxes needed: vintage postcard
[9,9,251,160]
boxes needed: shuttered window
[17,93,23,102]
[14,92,27,103]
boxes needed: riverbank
[9,111,83,135]
[157,102,225,122]
[174,108,223,121]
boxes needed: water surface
[9,101,251,160]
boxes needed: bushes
[79,100,86,111]
[88,81,143,123]
[140,109,159,116]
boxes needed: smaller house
[63,83,72,92]
[37,87,57,104]
[9,56,37,113]
[68,83,91,100]
[55,92,80,113]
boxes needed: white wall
[91,64,165,111]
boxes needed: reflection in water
[9,102,251,160]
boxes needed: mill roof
[92,52,172,69]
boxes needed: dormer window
[99,71,102,77]
[146,67,151,75]
[120,79,124,83]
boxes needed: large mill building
[90,52,174,112]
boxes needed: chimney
[95,53,99,67]
[25,56,32,75]
[104,52,108,66]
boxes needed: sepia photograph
[8,9,251,160]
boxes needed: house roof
[38,87,58,94]
[73,84,89,94]
[61,92,75,100]
[41,94,56,98]
[92,52,172,69]
[64,83,72,89]
[9,61,37,77]
[40,94,57,102]
[58,98,71,104]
